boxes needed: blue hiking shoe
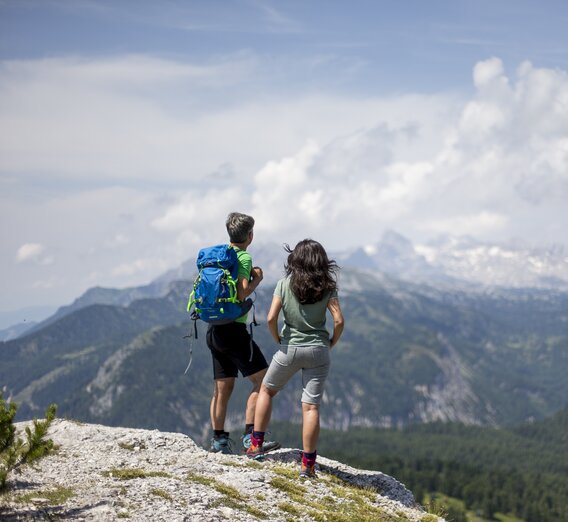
[210,434,234,454]
[242,432,281,454]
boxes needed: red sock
[302,450,317,467]
[251,431,265,447]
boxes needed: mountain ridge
[5,231,566,342]
[2,267,566,436]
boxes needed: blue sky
[2,1,567,94]
[1,0,568,318]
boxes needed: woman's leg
[246,384,279,456]
[246,368,267,427]
[299,345,329,453]
[254,384,278,433]
[301,402,320,453]
[247,347,297,456]
[256,346,299,433]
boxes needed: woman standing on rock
[246,239,344,478]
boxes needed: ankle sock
[244,424,254,435]
[302,450,317,467]
[251,431,265,447]
[214,430,227,439]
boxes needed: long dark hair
[284,239,338,304]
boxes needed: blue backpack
[186,244,253,324]
[183,244,256,373]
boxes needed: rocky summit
[0,420,442,522]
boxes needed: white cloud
[143,57,568,253]
[150,187,244,253]
[31,276,59,289]
[2,55,568,311]
[104,234,130,249]
[419,211,509,237]
[0,54,259,180]
[473,57,507,90]
[111,257,171,278]
[0,54,457,183]
[16,243,45,263]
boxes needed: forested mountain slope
[1,269,566,437]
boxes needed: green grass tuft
[272,465,298,480]
[213,482,245,501]
[272,473,406,522]
[279,501,302,516]
[186,471,215,486]
[103,468,170,480]
[221,460,247,468]
[270,476,307,503]
[189,471,268,519]
[14,486,74,505]
[150,488,173,501]
[245,504,269,519]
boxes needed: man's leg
[210,377,235,430]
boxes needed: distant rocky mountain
[340,230,568,290]
[0,305,56,330]
[353,231,442,279]
[24,280,174,337]
[11,232,565,342]
[0,305,56,341]
[19,243,288,341]
[2,419,429,521]
[2,267,566,442]
[0,321,37,342]
[153,241,288,286]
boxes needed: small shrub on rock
[0,392,57,490]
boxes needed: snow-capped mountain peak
[340,232,568,290]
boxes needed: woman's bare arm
[267,295,283,344]
[327,298,344,348]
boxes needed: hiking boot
[246,440,264,460]
[242,433,282,454]
[210,434,234,454]
[242,432,252,450]
[299,463,317,479]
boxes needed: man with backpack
[205,212,279,454]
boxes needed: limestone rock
[0,419,444,521]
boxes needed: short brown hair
[226,212,255,243]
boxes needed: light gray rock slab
[0,419,444,521]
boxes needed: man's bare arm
[237,266,263,301]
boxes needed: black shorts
[206,322,268,379]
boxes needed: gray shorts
[263,344,330,405]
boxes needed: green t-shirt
[274,276,338,346]
[234,246,252,324]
